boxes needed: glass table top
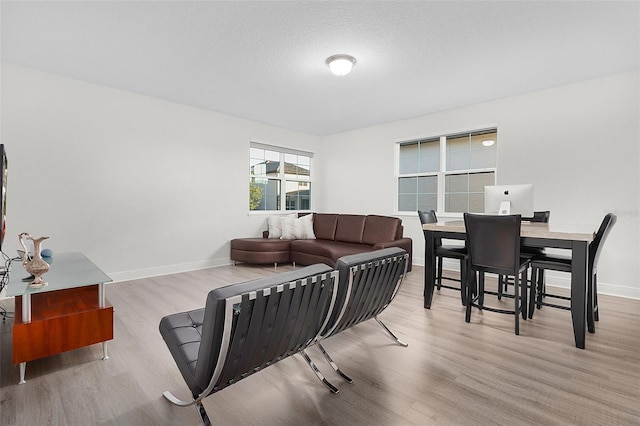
[6,252,112,297]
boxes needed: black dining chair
[499,211,551,298]
[464,213,530,335]
[418,210,468,305]
[528,213,616,333]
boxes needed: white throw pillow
[280,214,316,240]
[267,214,296,238]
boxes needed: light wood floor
[1,264,639,425]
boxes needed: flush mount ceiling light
[326,54,356,76]
[482,139,496,147]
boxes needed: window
[397,129,497,214]
[250,143,312,211]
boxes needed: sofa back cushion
[362,215,402,245]
[313,214,339,240]
[334,214,367,243]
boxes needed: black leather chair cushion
[158,309,205,396]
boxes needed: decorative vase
[18,232,50,287]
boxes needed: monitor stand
[498,201,511,215]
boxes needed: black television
[0,144,6,251]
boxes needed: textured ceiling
[2,1,639,136]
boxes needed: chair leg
[502,275,509,294]
[316,343,353,383]
[528,267,538,319]
[514,274,520,335]
[521,269,528,321]
[498,275,504,300]
[535,267,545,310]
[478,272,485,307]
[459,259,467,305]
[587,273,596,333]
[465,271,474,323]
[299,350,339,394]
[436,256,443,290]
[374,316,409,347]
[195,401,212,426]
[593,272,599,322]
[163,391,196,407]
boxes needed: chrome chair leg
[316,343,353,384]
[374,316,408,347]
[299,350,339,393]
[162,391,195,406]
[195,401,212,426]
[163,391,211,426]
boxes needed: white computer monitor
[484,184,534,217]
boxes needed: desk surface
[423,220,594,243]
[7,252,112,297]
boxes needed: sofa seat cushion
[230,238,291,264]
[231,238,291,251]
[290,239,375,263]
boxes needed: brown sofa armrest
[373,238,413,271]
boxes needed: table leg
[570,240,589,349]
[19,362,26,384]
[102,341,109,360]
[18,295,30,384]
[424,230,436,308]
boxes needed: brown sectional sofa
[230,213,412,271]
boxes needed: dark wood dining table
[422,220,595,349]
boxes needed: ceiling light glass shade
[482,140,496,147]
[326,54,356,76]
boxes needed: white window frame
[395,127,498,217]
[249,142,313,213]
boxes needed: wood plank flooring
[1,264,638,425]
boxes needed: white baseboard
[537,271,640,300]
[412,259,640,300]
[107,257,232,283]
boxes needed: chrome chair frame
[313,249,410,385]
[161,268,339,424]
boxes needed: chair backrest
[194,264,338,396]
[523,211,550,223]
[464,213,522,276]
[417,210,437,226]
[417,210,442,246]
[321,247,408,339]
[590,213,617,271]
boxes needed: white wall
[2,65,638,298]
[317,71,640,299]
[0,64,320,281]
